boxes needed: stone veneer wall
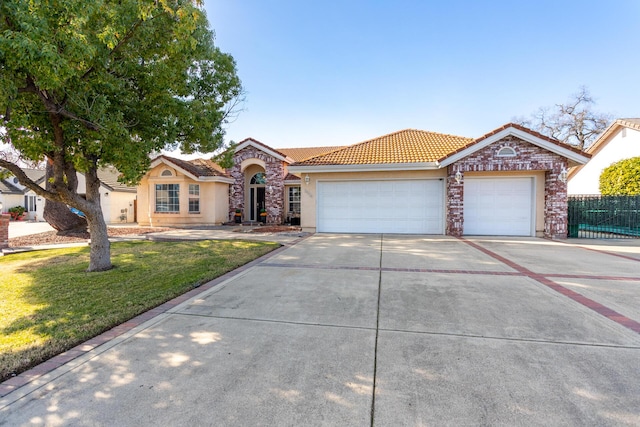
[446,136,569,239]
[229,146,286,224]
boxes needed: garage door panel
[464,178,533,236]
[318,180,443,234]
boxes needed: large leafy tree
[599,157,640,196]
[0,0,242,271]
[515,86,612,150]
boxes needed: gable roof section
[150,155,233,183]
[567,118,640,179]
[438,123,590,167]
[235,138,291,163]
[289,129,473,172]
[0,168,45,194]
[0,177,22,194]
[278,146,346,163]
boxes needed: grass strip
[0,239,279,381]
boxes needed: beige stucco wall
[298,169,448,232]
[76,173,136,224]
[137,164,229,227]
[464,170,546,237]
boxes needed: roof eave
[235,139,290,163]
[288,162,440,174]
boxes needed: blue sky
[202,0,640,150]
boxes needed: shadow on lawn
[0,240,279,382]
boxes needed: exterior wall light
[559,168,568,183]
[304,174,310,185]
[454,171,463,184]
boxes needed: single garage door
[464,177,534,236]
[317,180,443,234]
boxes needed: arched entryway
[247,171,266,221]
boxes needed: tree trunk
[43,163,87,232]
[85,205,112,272]
[83,163,112,272]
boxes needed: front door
[250,186,266,221]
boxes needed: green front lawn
[0,240,279,382]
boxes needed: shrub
[8,206,26,220]
[599,157,640,195]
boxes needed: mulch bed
[9,227,172,247]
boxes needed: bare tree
[515,86,613,150]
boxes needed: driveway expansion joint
[459,237,640,335]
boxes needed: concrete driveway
[1,235,640,425]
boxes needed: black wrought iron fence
[568,195,640,239]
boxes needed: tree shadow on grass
[0,240,280,381]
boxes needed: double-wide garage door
[317,180,443,234]
[464,178,534,236]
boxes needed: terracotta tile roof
[158,155,231,178]
[278,146,346,163]
[283,173,300,181]
[294,129,474,166]
[438,122,588,163]
[619,118,640,129]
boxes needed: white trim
[288,162,439,174]
[438,127,590,167]
[235,139,290,163]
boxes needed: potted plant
[259,208,267,223]
[234,208,242,223]
[8,206,26,221]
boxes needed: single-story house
[137,156,234,227]
[0,169,46,221]
[568,118,640,195]
[0,167,136,223]
[138,123,590,238]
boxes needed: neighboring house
[137,156,234,227]
[77,167,138,223]
[138,122,589,238]
[288,123,589,238]
[0,167,136,223]
[0,169,46,221]
[568,118,640,195]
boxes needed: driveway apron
[1,234,640,426]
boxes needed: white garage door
[317,180,443,234]
[464,178,533,236]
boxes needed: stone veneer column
[544,160,568,239]
[446,166,464,236]
[0,214,10,250]
[264,160,285,224]
[229,146,286,224]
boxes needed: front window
[155,184,179,212]
[250,173,266,184]
[288,187,301,213]
[189,184,200,213]
[24,195,37,212]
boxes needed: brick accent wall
[446,136,569,238]
[229,146,286,224]
[446,170,464,236]
[0,214,9,250]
